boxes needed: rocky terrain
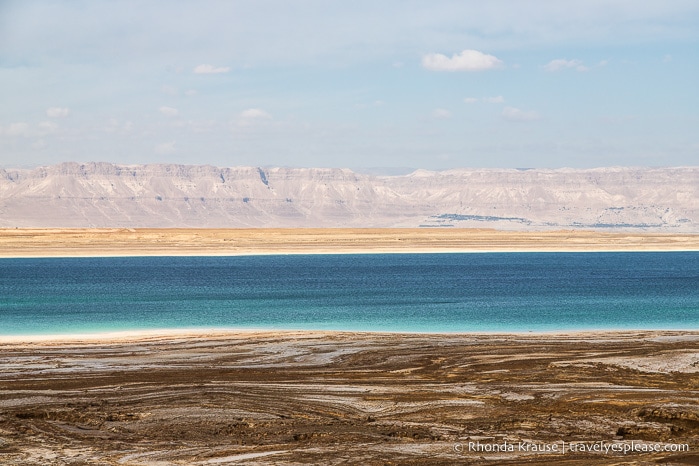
[0,162,697,231]
[1,331,698,465]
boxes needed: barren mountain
[0,162,697,231]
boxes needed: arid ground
[1,229,698,464]
[1,331,699,465]
[1,228,699,257]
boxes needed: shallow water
[1,252,698,334]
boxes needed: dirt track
[1,331,699,465]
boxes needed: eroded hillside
[1,163,696,230]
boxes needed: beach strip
[3,327,699,345]
[1,228,699,257]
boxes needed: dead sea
[1,229,698,464]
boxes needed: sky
[1,0,698,170]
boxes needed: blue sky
[1,0,698,170]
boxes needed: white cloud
[543,59,588,72]
[3,2,697,74]
[483,96,505,104]
[6,122,30,137]
[159,106,179,117]
[240,108,271,119]
[502,107,541,122]
[154,141,176,154]
[37,121,59,134]
[193,64,231,74]
[463,97,478,104]
[46,107,70,118]
[3,121,59,137]
[431,108,452,119]
[234,109,273,128]
[185,89,198,96]
[422,49,503,72]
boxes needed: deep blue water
[1,252,698,335]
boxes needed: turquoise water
[1,252,698,335]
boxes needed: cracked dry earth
[1,331,699,465]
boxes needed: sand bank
[1,228,699,257]
[0,228,699,257]
[1,330,699,464]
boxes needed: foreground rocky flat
[1,331,698,465]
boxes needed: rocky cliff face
[0,162,697,231]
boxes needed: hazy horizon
[1,1,698,170]
[3,160,699,174]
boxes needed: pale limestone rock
[0,163,696,230]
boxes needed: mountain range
[1,162,697,231]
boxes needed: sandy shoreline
[2,327,699,345]
[1,228,699,257]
